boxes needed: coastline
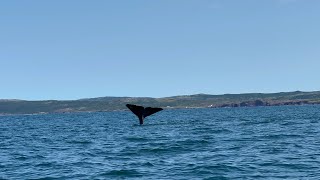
[0,102,319,116]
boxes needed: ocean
[1,105,320,179]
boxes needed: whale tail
[126,104,163,125]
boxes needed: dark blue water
[1,105,320,179]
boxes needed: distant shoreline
[0,100,319,116]
[1,90,320,115]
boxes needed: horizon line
[1,90,319,102]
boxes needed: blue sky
[1,0,319,100]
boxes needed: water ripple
[1,105,320,179]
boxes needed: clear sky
[1,0,319,100]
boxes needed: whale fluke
[126,104,163,125]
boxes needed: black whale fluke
[126,104,163,125]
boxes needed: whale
[126,104,163,125]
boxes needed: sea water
[1,105,320,179]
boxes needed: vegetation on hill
[1,91,320,115]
